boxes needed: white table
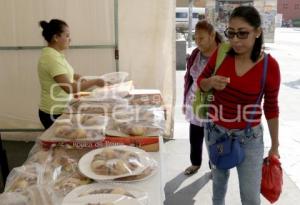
[133,138,166,205]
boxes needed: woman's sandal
[184,165,200,176]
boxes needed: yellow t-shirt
[38,47,74,115]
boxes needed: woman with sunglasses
[197,6,280,204]
[183,20,223,175]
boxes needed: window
[192,13,199,18]
[283,3,288,9]
[176,12,188,18]
[198,14,205,21]
[295,4,300,9]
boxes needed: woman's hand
[210,75,230,90]
[268,146,280,158]
[95,79,105,87]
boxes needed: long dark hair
[227,6,263,62]
[195,20,223,44]
[39,19,68,43]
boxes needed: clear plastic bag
[62,182,148,205]
[42,147,78,184]
[39,114,107,143]
[91,80,133,98]
[24,147,52,166]
[112,106,165,122]
[78,145,155,181]
[79,72,129,93]
[90,147,145,176]
[116,121,164,136]
[53,171,92,196]
[107,106,165,136]
[127,89,163,106]
[66,97,128,114]
[0,185,62,205]
[5,164,43,192]
[99,72,129,84]
[22,185,62,205]
[0,192,28,205]
[114,155,158,182]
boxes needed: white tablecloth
[133,137,166,205]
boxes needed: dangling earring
[256,35,260,38]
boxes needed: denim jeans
[205,122,264,205]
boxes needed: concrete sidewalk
[163,139,300,205]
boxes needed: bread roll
[54,125,73,138]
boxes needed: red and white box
[127,89,163,106]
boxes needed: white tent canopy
[0,0,175,138]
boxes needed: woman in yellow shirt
[38,19,104,129]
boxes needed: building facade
[278,0,300,23]
[176,0,278,41]
[205,0,277,42]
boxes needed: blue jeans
[205,122,264,205]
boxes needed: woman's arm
[267,118,280,157]
[200,76,230,91]
[54,74,104,94]
[196,49,229,92]
[263,56,281,158]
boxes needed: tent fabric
[0,0,175,138]
[119,0,176,137]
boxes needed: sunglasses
[224,29,250,39]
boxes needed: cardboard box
[104,136,159,152]
[40,135,159,152]
[127,89,163,106]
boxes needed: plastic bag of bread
[99,72,129,84]
[25,149,52,166]
[42,148,78,184]
[79,146,154,181]
[119,122,164,136]
[106,106,165,136]
[22,185,61,205]
[69,114,108,130]
[107,120,164,136]
[54,171,91,196]
[4,164,43,192]
[112,105,165,122]
[39,114,107,141]
[114,155,158,182]
[91,80,133,98]
[90,147,144,177]
[62,183,148,205]
[0,192,28,205]
[0,185,62,205]
[83,72,129,92]
[66,97,128,114]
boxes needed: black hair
[39,19,68,43]
[227,6,263,62]
[215,32,223,44]
[195,20,223,44]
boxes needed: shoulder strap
[213,42,231,75]
[245,54,269,136]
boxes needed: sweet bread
[90,148,141,176]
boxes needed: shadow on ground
[164,171,211,205]
[284,79,300,89]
